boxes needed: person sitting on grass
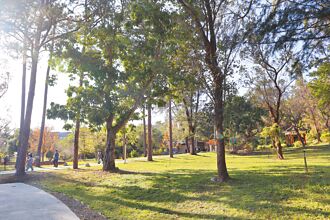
[25,153,34,172]
[53,150,59,167]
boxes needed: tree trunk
[103,118,117,171]
[143,105,147,157]
[185,137,189,153]
[303,150,308,173]
[73,73,83,169]
[296,130,306,147]
[123,131,127,163]
[36,26,55,167]
[73,118,80,169]
[316,130,322,143]
[16,51,40,176]
[293,126,308,172]
[168,99,173,158]
[189,127,196,155]
[275,141,284,159]
[17,41,26,169]
[36,65,50,167]
[147,103,153,161]
[214,80,229,182]
[182,97,196,155]
[310,109,322,143]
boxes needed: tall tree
[176,0,253,181]
[147,102,153,161]
[142,105,147,157]
[245,43,300,159]
[309,62,330,132]
[56,0,172,171]
[282,81,309,172]
[1,0,80,176]
[257,0,330,50]
[168,98,173,158]
[36,27,56,167]
[19,38,27,166]
[224,95,266,150]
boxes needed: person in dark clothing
[3,155,9,171]
[53,150,59,167]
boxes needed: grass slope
[37,145,330,219]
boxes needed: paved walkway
[0,183,79,220]
[0,166,70,175]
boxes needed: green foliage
[321,132,330,143]
[116,124,138,147]
[309,62,330,109]
[129,149,139,158]
[3,129,19,154]
[78,127,106,158]
[53,1,174,142]
[153,148,165,155]
[306,132,319,145]
[47,102,76,128]
[260,123,281,140]
[256,144,272,151]
[293,141,302,148]
[56,133,74,159]
[46,150,54,160]
[224,95,266,138]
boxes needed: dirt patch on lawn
[0,172,108,220]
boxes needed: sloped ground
[1,145,329,219]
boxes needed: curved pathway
[0,183,79,220]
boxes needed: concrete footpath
[0,166,71,175]
[0,183,79,220]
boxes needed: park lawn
[35,145,330,220]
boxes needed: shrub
[130,150,139,158]
[46,151,53,160]
[244,143,253,153]
[321,132,330,143]
[293,141,302,148]
[153,148,165,155]
[257,144,272,151]
[306,132,319,145]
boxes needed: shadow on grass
[284,145,330,158]
[31,162,330,219]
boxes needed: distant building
[56,131,71,140]
[284,126,307,146]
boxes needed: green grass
[0,164,15,172]
[35,145,330,220]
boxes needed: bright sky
[0,51,70,131]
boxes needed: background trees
[52,0,174,171]
[29,127,58,162]
[176,0,255,182]
[309,63,330,132]
[224,95,266,152]
[0,0,329,182]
